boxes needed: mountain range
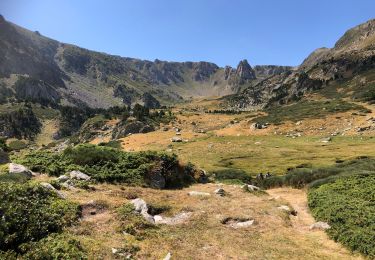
[0,15,374,111]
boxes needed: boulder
[310,221,331,230]
[278,205,298,216]
[8,163,33,179]
[40,182,66,199]
[154,212,192,225]
[188,191,210,196]
[242,184,260,192]
[148,171,166,189]
[69,170,90,181]
[131,198,155,223]
[171,137,183,142]
[214,188,225,196]
[56,175,69,183]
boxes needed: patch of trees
[0,104,41,139]
[206,109,243,114]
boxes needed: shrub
[14,144,195,187]
[8,140,28,151]
[308,174,375,257]
[0,182,80,252]
[21,234,87,259]
[212,169,252,184]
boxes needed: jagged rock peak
[236,59,256,80]
[0,14,5,23]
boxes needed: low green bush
[308,174,375,257]
[0,182,80,252]
[8,140,27,151]
[212,169,252,184]
[21,234,87,260]
[14,144,196,187]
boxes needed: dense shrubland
[0,182,81,257]
[14,144,196,187]
[308,174,375,257]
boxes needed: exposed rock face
[226,19,375,111]
[236,59,256,81]
[113,84,138,106]
[142,92,160,109]
[253,65,293,78]
[8,163,33,179]
[112,120,155,139]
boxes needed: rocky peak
[235,59,256,81]
[334,19,375,50]
[0,15,5,23]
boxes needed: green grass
[308,174,375,257]
[254,100,368,125]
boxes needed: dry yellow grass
[49,181,362,259]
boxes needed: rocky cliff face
[227,19,375,110]
[0,16,292,108]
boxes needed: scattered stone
[176,132,181,135]
[295,121,302,126]
[154,212,192,225]
[310,221,331,230]
[278,205,297,216]
[242,184,260,192]
[40,182,66,199]
[56,175,69,183]
[9,163,33,179]
[164,252,172,260]
[214,188,225,196]
[131,198,155,223]
[171,137,183,142]
[188,191,211,196]
[320,137,332,143]
[221,217,255,229]
[162,127,169,131]
[112,248,132,258]
[69,170,90,180]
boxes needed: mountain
[0,15,289,109]
[227,19,375,110]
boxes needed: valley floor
[50,180,362,259]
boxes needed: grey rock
[56,175,69,183]
[154,212,192,225]
[131,198,155,223]
[171,136,183,142]
[242,184,260,191]
[8,163,33,179]
[188,191,211,196]
[164,252,172,260]
[214,188,225,196]
[69,170,90,180]
[310,221,331,230]
[40,182,66,199]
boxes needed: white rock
[9,163,33,178]
[154,212,192,225]
[69,170,90,180]
[188,191,211,196]
[242,184,260,191]
[214,188,225,196]
[130,198,155,223]
[310,221,331,230]
[229,220,255,229]
[56,175,69,183]
[164,252,172,260]
[278,205,291,212]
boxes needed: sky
[1,0,374,67]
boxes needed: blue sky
[1,0,374,67]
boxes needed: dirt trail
[267,188,363,259]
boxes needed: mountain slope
[0,15,290,108]
[227,19,375,110]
